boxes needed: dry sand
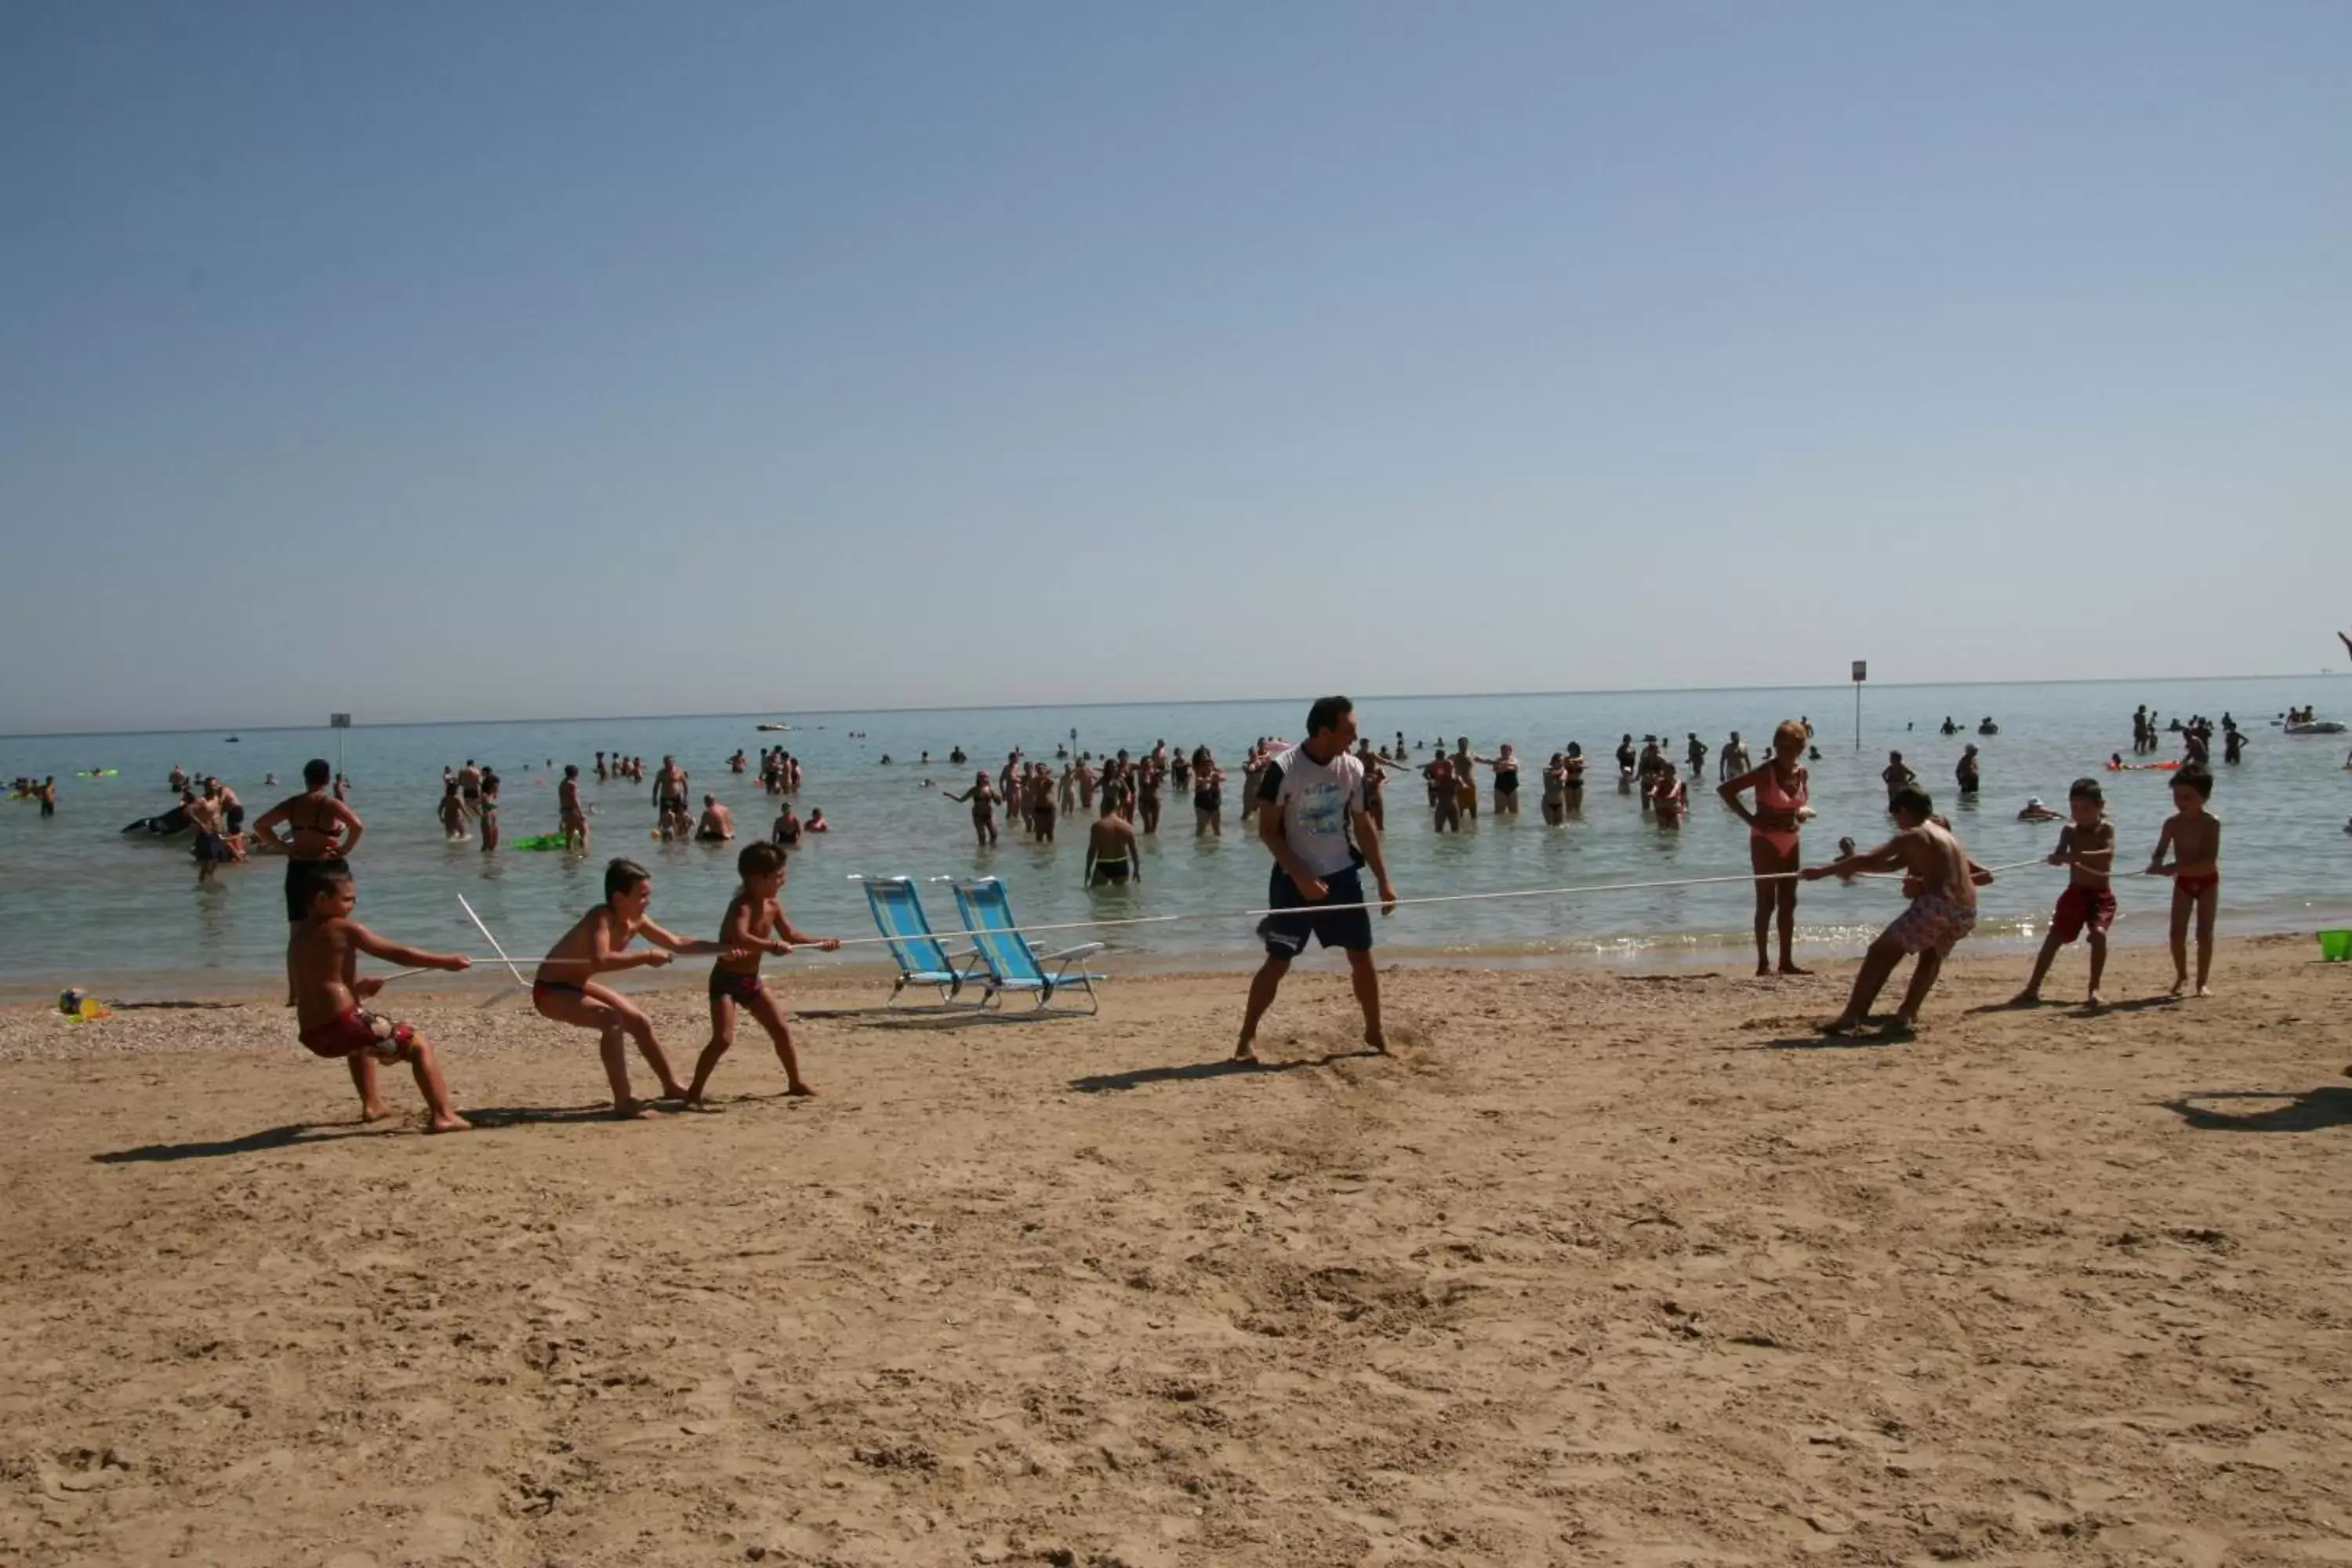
[3,938,2350,1566]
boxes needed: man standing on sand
[1234,696,1399,1064]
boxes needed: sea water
[4,677,2348,993]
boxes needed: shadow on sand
[2158,1087,2352,1134]
[92,1102,623,1163]
[1070,1048,1383,1094]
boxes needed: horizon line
[2,669,2339,743]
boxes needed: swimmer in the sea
[1085,794,1142,887]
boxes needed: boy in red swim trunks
[532,858,741,1117]
[2014,777,2118,1008]
[1805,786,1993,1038]
[287,865,471,1131]
[683,842,840,1105]
[2147,766,2222,996]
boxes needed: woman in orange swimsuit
[1718,719,1812,976]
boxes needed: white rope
[372,855,2073,969]
[458,895,529,990]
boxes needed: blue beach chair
[797,875,984,1015]
[949,877,1106,1016]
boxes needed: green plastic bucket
[2320,930,2352,963]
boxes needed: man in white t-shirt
[1235,695,1400,1063]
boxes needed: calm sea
[5,678,2348,993]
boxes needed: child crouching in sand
[1804,786,1991,1039]
[684,842,840,1105]
[532,858,742,1117]
[289,865,471,1132]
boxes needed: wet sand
[3,938,2350,1566]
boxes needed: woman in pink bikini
[1718,719,1813,976]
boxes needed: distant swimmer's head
[303,759,331,789]
[737,840,786,891]
[2172,768,2214,803]
[564,764,579,779]
[307,863,357,920]
[1566,742,1582,757]
[1890,786,1934,826]
[703,794,716,807]
[1772,720,1806,758]
[604,857,652,910]
[1889,750,1904,764]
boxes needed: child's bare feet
[359,1102,395,1123]
[784,1082,817,1098]
[1232,1036,1258,1064]
[1755,960,1772,978]
[2194,984,2213,998]
[2083,992,2104,1011]
[1365,1029,1388,1054]
[1818,1015,1866,1036]
[2169,975,2188,996]
[612,1099,658,1120]
[426,1113,472,1134]
[1882,1018,1918,1041]
[2009,989,2042,1008]
[1777,962,1811,976]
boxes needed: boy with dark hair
[1805,786,1992,1037]
[2148,767,2222,996]
[531,858,738,1116]
[2013,778,2117,1008]
[289,864,471,1131]
[684,842,839,1105]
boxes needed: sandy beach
[4,939,2350,1566]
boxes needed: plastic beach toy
[2320,930,2352,964]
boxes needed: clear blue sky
[4,2,2347,731]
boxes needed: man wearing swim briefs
[250,758,366,1003]
[1085,795,1142,886]
[1234,695,1399,1064]
[1805,785,1993,1038]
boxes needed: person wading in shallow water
[1233,696,1399,1065]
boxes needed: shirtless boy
[289,864,470,1131]
[532,858,739,1116]
[1805,786,1993,1036]
[1085,794,1143,886]
[683,842,840,1105]
[2013,777,2118,1007]
[2147,766,2222,996]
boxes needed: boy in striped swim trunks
[1804,786,1992,1039]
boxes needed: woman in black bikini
[946,771,999,846]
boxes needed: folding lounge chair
[797,876,984,1016]
[949,877,1106,1015]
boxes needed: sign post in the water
[1851,661,1867,752]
